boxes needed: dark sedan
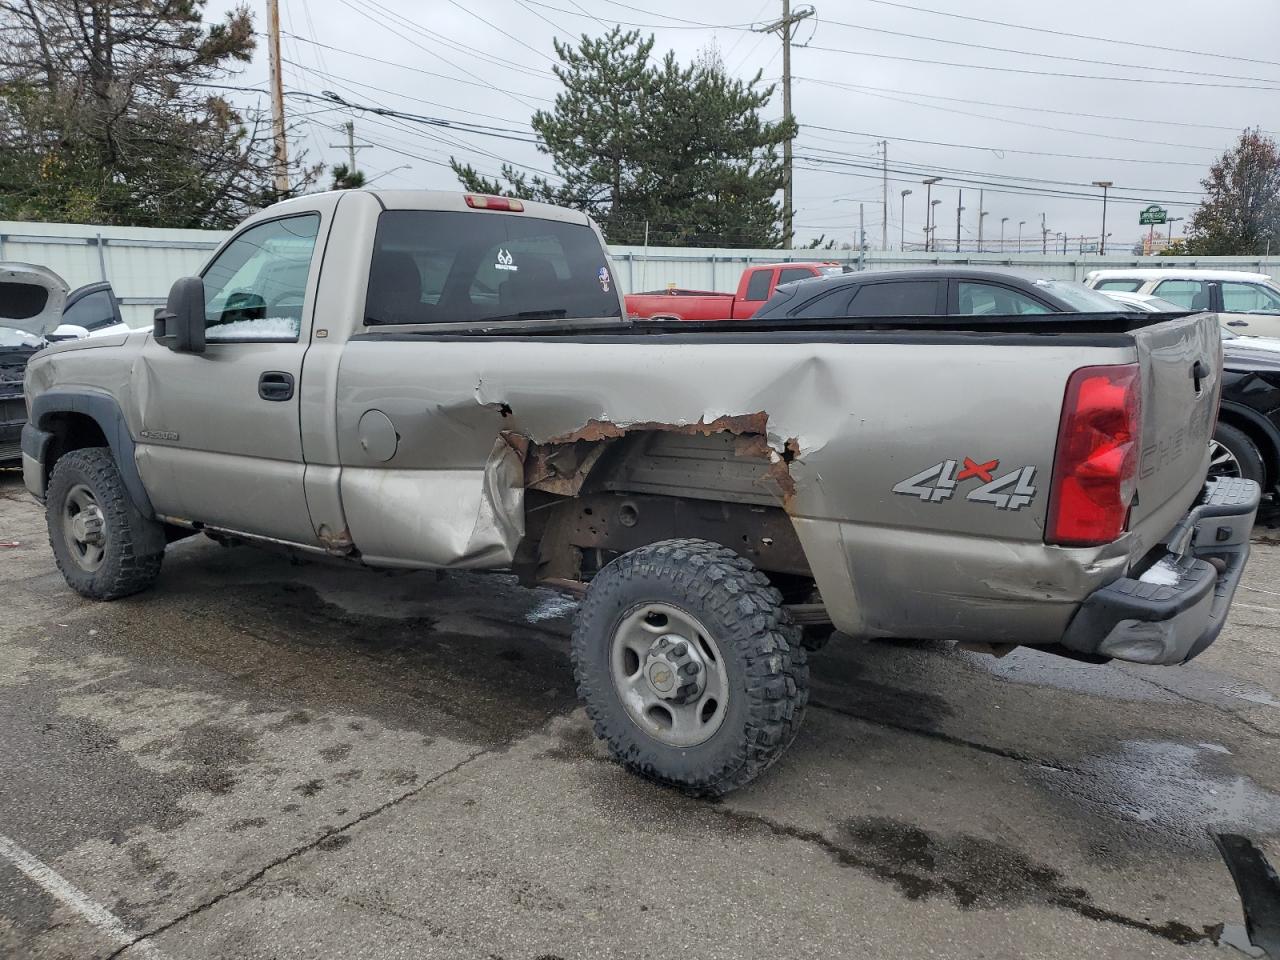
[752,266,1130,320]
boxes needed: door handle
[1227,320,1248,327]
[258,371,295,401]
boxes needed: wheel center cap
[642,634,706,703]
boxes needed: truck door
[133,210,330,544]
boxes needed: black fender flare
[27,388,156,519]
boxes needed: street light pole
[1040,213,1048,255]
[929,200,942,251]
[1000,217,1009,252]
[922,177,942,251]
[1018,220,1025,254]
[899,189,912,250]
[955,189,964,253]
[1092,181,1113,255]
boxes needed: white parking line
[0,833,165,958]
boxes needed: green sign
[1139,204,1168,225]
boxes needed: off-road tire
[46,448,164,600]
[1211,423,1266,487]
[571,538,809,796]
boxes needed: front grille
[0,397,25,425]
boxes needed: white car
[1085,268,1280,337]
[1097,291,1185,313]
[46,281,132,342]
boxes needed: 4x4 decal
[893,457,1037,511]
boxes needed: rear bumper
[1060,477,1260,665]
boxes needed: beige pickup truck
[18,190,1259,794]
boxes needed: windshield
[364,211,622,325]
[1032,278,1133,312]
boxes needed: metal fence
[5,219,1279,328]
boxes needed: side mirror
[46,323,90,342]
[153,277,206,354]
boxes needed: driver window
[202,215,320,342]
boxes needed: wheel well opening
[511,424,811,592]
[42,413,109,485]
[1217,407,1278,489]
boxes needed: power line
[794,46,1280,91]
[846,0,1280,70]
[813,18,1280,86]
[802,79,1274,138]
[443,0,558,63]
[802,126,1212,168]
[280,32,555,103]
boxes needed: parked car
[1096,291,1186,313]
[1,266,127,464]
[624,261,849,320]
[753,266,1146,320]
[1210,330,1280,495]
[49,280,131,341]
[1084,269,1280,337]
[19,192,1258,796]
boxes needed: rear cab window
[1093,279,1143,293]
[777,267,815,287]
[743,269,773,302]
[365,210,622,325]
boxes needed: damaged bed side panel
[331,337,1138,643]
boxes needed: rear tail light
[465,194,524,212]
[1047,363,1142,547]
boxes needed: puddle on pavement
[1040,741,1280,853]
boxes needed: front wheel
[571,538,808,796]
[46,448,164,600]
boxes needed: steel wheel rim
[63,483,107,572]
[1208,439,1242,480]
[609,602,729,748]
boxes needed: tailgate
[1127,311,1221,544]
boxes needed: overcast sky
[210,0,1280,251]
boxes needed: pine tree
[0,0,317,227]
[452,30,792,247]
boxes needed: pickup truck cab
[21,191,1260,796]
[624,261,848,320]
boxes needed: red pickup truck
[624,261,850,321]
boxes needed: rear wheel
[571,538,808,796]
[1209,423,1265,487]
[46,448,164,600]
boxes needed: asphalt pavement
[3,467,1280,959]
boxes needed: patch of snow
[526,593,579,624]
[1138,556,1183,586]
[205,316,299,341]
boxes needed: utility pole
[955,189,964,253]
[880,140,888,252]
[1041,213,1048,255]
[266,0,289,195]
[1092,181,1112,255]
[922,177,942,252]
[329,120,372,175]
[755,2,814,248]
[977,191,987,253]
[857,202,866,270]
[899,188,912,251]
